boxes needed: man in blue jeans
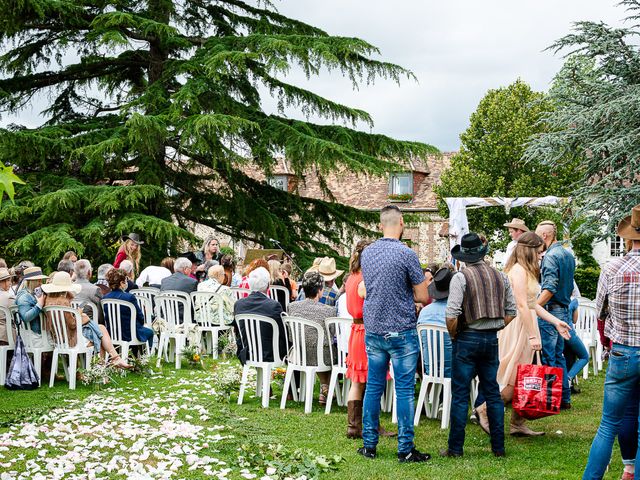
[358,205,430,463]
[535,221,576,409]
[583,204,640,479]
[440,233,516,458]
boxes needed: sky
[2,1,627,152]
[267,0,626,151]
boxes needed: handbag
[512,352,563,420]
[4,321,40,390]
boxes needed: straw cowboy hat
[428,268,454,300]
[305,257,323,274]
[22,266,49,281]
[503,218,529,232]
[122,233,144,245]
[41,271,82,295]
[0,268,14,282]
[618,204,640,240]
[317,257,344,282]
[451,233,489,264]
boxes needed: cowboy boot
[347,400,363,439]
[510,410,544,437]
[378,424,397,437]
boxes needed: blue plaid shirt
[319,285,338,306]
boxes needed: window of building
[267,175,288,191]
[610,235,625,257]
[388,172,413,196]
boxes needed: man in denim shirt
[358,205,430,463]
[535,220,576,409]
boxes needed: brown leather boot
[347,400,363,439]
[378,424,397,437]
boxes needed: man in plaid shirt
[583,204,640,479]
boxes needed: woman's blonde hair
[505,232,544,280]
[123,239,141,274]
[267,259,283,283]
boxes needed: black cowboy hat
[428,268,454,300]
[451,233,489,263]
[179,252,201,265]
[122,233,144,245]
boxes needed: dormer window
[267,175,288,191]
[388,172,413,195]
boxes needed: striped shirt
[446,261,517,330]
[596,249,640,347]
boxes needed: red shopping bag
[512,355,563,420]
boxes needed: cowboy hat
[317,257,344,282]
[41,271,82,294]
[305,257,323,274]
[22,266,50,281]
[503,218,529,232]
[122,233,144,245]
[451,233,489,263]
[618,204,640,240]
[0,268,14,282]
[428,268,454,300]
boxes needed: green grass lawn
[0,359,619,480]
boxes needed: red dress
[345,272,368,383]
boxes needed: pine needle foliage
[524,0,640,238]
[0,0,436,269]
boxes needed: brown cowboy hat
[618,205,640,240]
[0,268,14,282]
[503,218,529,232]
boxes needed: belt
[352,318,364,325]
[546,302,568,310]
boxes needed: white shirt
[136,266,172,288]
[336,293,352,319]
[504,240,517,266]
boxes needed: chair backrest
[102,298,137,342]
[0,305,16,348]
[324,317,352,369]
[136,296,154,328]
[235,314,284,364]
[417,323,447,379]
[155,294,191,329]
[284,316,328,368]
[42,306,85,350]
[160,289,191,303]
[576,304,598,337]
[231,287,251,301]
[12,306,50,348]
[191,291,226,328]
[70,300,99,322]
[577,297,595,306]
[131,287,160,307]
[268,285,290,310]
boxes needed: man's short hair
[174,257,192,273]
[380,205,402,226]
[57,259,74,274]
[120,259,134,274]
[97,263,113,280]
[248,267,270,293]
[74,259,92,280]
[537,220,558,238]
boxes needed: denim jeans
[620,385,639,465]
[363,329,419,455]
[583,344,640,479]
[448,330,504,455]
[539,306,570,403]
[564,321,590,381]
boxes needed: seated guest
[119,260,137,292]
[15,266,49,345]
[136,257,174,288]
[221,254,239,287]
[238,258,269,290]
[282,263,298,298]
[43,271,130,369]
[160,257,198,294]
[233,267,286,364]
[0,268,16,346]
[103,269,154,350]
[268,259,292,310]
[62,251,78,263]
[10,261,34,295]
[57,259,74,277]
[197,265,234,326]
[178,252,201,280]
[95,263,113,296]
[417,267,453,378]
[287,271,337,405]
[297,257,342,306]
[74,259,103,323]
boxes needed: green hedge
[574,266,601,300]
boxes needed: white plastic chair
[102,299,150,361]
[131,287,160,307]
[576,304,599,379]
[71,300,99,323]
[324,317,352,414]
[231,287,251,301]
[236,314,287,408]
[15,307,53,385]
[155,295,190,369]
[191,291,232,359]
[268,285,290,310]
[415,324,452,429]
[135,296,154,329]
[43,306,93,390]
[0,306,16,385]
[281,316,332,414]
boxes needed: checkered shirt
[597,249,640,346]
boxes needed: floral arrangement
[217,330,237,358]
[182,344,204,368]
[211,364,243,402]
[271,367,287,385]
[128,353,153,376]
[78,357,126,389]
[387,193,413,202]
